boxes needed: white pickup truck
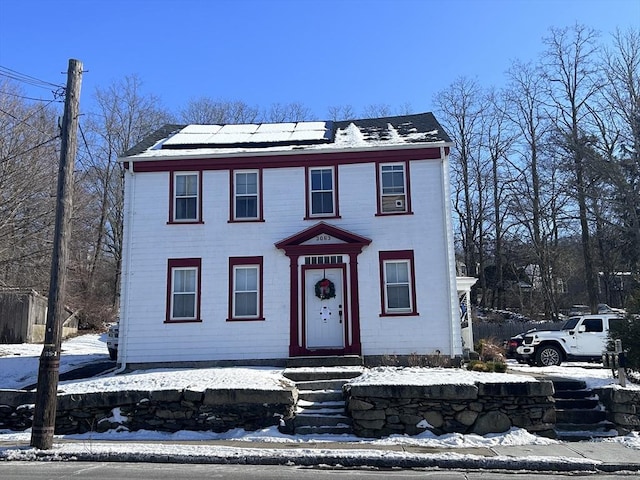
[516,314,624,366]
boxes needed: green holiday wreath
[315,278,336,300]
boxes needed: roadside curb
[4,447,638,473]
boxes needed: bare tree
[362,103,393,118]
[263,102,315,122]
[543,24,604,313]
[504,60,566,319]
[483,88,516,310]
[434,77,486,281]
[327,104,356,121]
[0,79,59,290]
[78,75,172,323]
[180,97,260,124]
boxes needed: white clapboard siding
[120,156,458,364]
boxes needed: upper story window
[231,170,262,221]
[307,166,338,218]
[377,162,411,215]
[170,172,202,223]
[166,258,201,322]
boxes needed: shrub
[608,314,640,384]
[466,360,507,373]
[475,337,506,363]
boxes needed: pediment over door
[275,222,372,256]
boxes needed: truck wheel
[108,348,117,361]
[535,345,562,367]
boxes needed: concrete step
[286,355,363,368]
[294,424,353,435]
[549,378,587,391]
[294,379,353,391]
[283,367,364,382]
[298,390,345,403]
[555,422,619,441]
[555,398,600,410]
[553,389,595,400]
[294,413,352,428]
[556,409,607,424]
[297,399,346,415]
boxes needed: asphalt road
[1,463,638,480]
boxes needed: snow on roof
[122,113,452,159]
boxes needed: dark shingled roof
[123,124,186,157]
[334,112,451,144]
[121,113,451,158]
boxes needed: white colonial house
[116,113,469,368]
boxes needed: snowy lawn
[1,334,639,452]
[0,333,110,389]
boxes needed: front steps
[282,356,364,435]
[551,377,618,441]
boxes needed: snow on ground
[0,333,110,389]
[1,334,639,454]
[58,366,293,394]
[508,361,640,390]
[351,365,538,385]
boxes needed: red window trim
[375,160,413,216]
[228,168,264,223]
[227,256,265,321]
[168,171,204,224]
[378,250,418,317]
[165,258,202,323]
[304,165,341,220]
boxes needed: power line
[0,66,66,100]
[0,65,62,89]
[78,122,97,169]
[0,135,60,163]
[0,102,56,136]
[1,90,64,103]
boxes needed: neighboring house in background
[116,113,465,368]
[0,288,78,344]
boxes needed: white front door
[305,268,344,349]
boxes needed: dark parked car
[505,333,525,362]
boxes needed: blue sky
[1,0,638,120]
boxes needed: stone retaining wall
[0,388,296,434]
[344,381,556,438]
[595,387,640,434]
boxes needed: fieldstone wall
[595,387,640,434]
[0,390,35,431]
[0,388,296,434]
[344,381,556,438]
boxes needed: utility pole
[31,59,82,450]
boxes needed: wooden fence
[473,321,562,344]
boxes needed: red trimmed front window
[228,256,264,321]
[166,258,201,322]
[379,250,418,316]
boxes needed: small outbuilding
[0,288,78,344]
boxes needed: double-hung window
[307,167,337,218]
[378,162,409,214]
[379,250,417,316]
[229,257,264,320]
[232,170,261,221]
[167,258,201,322]
[172,172,201,222]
